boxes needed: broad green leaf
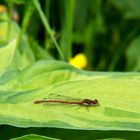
[100,138,125,140]
[6,0,26,4]
[11,134,58,140]
[0,39,140,131]
[29,37,54,60]
[74,0,90,30]
[0,21,20,43]
[0,60,81,90]
[1,126,140,140]
[0,39,16,76]
[126,36,140,71]
[60,0,75,59]
[20,35,35,68]
[111,0,140,19]
[0,58,140,131]
[0,20,35,68]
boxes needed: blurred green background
[0,0,140,71]
[0,1,140,139]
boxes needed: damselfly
[34,93,99,109]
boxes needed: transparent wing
[45,93,83,101]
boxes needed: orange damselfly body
[34,93,99,109]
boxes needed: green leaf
[29,37,54,60]
[1,126,140,140]
[10,134,58,140]
[6,0,26,4]
[0,39,17,76]
[100,138,125,140]
[20,35,35,68]
[0,39,140,131]
[60,0,75,59]
[0,58,140,131]
[126,36,140,71]
[111,0,140,19]
[0,21,20,44]
[74,0,90,30]
[0,20,35,68]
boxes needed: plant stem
[45,0,50,49]
[34,0,65,61]
[16,1,34,53]
[60,0,75,60]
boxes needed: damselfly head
[82,99,99,106]
[92,99,99,106]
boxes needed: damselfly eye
[93,99,98,105]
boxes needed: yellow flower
[0,5,7,13]
[69,53,87,69]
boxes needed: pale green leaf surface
[0,21,20,43]
[0,39,16,76]
[0,40,140,131]
[0,21,35,68]
[0,60,140,130]
[11,134,58,140]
